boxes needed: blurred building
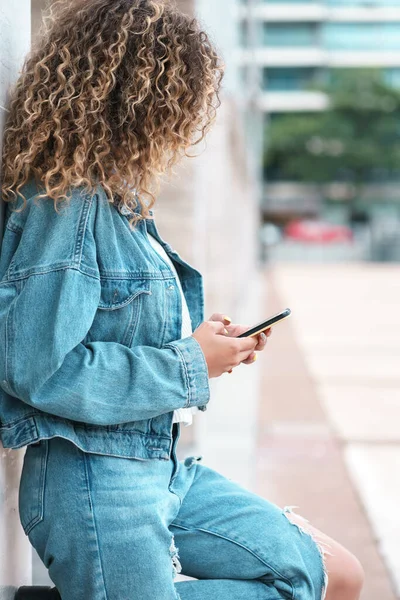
[240,0,400,113]
[238,0,400,227]
[239,0,400,114]
[1,0,263,592]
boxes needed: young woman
[0,1,364,599]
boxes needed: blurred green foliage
[264,69,400,196]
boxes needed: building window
[262,0,320,3]
[262,0,400,5]
[323,23,400,50]
[239,65,248,87]
[239,21,249,47]
[263,23,318,47]
[384,68,400,88]
[263,67,321,91]
[326,0,400,6]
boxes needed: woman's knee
[325,548,365,600]
[283,509,364,600]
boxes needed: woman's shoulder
[4,179,103,216]
[2,180,102,281]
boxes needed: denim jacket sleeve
[0,190,210,425]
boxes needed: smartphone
[236,308,291,338]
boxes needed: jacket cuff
[165,336,210,409]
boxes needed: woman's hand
[192,320,258,378]
[208,313,272,365]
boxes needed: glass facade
[262,0,400,4]
[261,22,400,52]
[252,0,400,201]
[263,67,319,90]
[261,0,319,3]
[244,0,400,93]
[323,23,400,50]
[263,67,400,91]
[325,0,400,5]
[263,23,318,46]
[384,68,400,88]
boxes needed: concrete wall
[0,3,33,599]
[31,0,48,45]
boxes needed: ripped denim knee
[170,534,183,580]
[283,506,331,600]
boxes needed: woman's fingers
[240,329,273,366]
[207,317,274,347]
[242,352,258,365]
[207,316,272,374]
[209,313,232,325]
[227,328,273,373]
[254,329,272,350]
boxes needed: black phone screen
[236,308,291,338]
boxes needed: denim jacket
[0,180,210,459]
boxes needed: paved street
[256,264,400,600]
[192,263,400,598]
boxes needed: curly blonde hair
[1,0,224,226]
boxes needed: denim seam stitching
[97,271,177,280]
[6,221,23,234]
[15,434,155,459]
[5,279,21,396]
[74,194,94,265]
[189,336,209,399]
[98,289,151,311]
[4,292,13,385]
[82,451,109,600]
[23,441,49,535]
[125,291,147,347]
[171,523,296,599]
[2,268,183,284]
[1,264,100,284]
[0,413,39,428]
[71,430,171,441]
[160,278,169,348]
[166,343,192,409]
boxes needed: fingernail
[260,333,267,342]
[253,354,258,362]
[223,315,232,324]
[228,369,233,374]
[224,328,229,335]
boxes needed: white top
[147,233,199,427]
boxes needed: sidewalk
[257,264,400,600]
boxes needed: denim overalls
[0,181,326,600]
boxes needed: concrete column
[0,2,33,599]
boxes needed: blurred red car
[284,220,353,243]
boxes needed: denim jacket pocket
[18,441,48,536]
[86,277,152,347]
